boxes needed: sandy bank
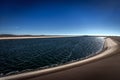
[0,37,120,80]
[0,36,72,40]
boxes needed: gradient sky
[0,0,120,35]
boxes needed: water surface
[0,36,104,76]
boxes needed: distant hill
[0,34,46,37]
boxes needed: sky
[0,0,120,35]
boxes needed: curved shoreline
[0,37,119,80]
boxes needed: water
[0,36,104,76]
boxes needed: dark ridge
[0,34,46,37]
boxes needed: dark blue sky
[0,0,120,35]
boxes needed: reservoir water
[0,36,104,76]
